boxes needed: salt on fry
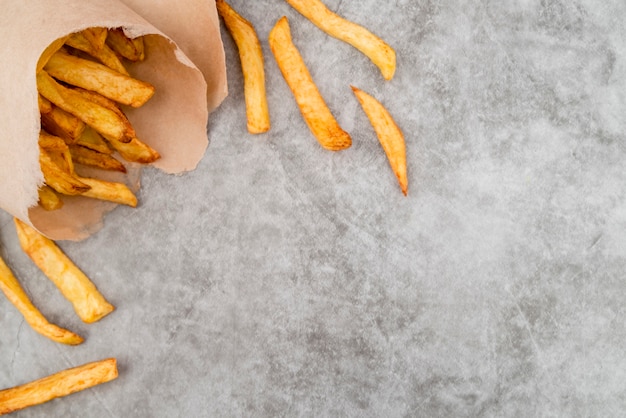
[352,86,407,195]
[0,358,118,415]
[269,16,351,151]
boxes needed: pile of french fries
[217,0,407,195]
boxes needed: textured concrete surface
[1,0,626,416]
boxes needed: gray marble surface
[1,0,626,416]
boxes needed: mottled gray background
[1,0,626,416]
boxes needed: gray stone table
[1,0,625,416]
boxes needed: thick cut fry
[107,136,161,164]
[44,49,155,108]
[41,105,85,143]
[38,95,53,114]
[77,177,137,207]
[75,126,113,155]
[81,27,108,52]
[39,147,91,196]
[0,358,118,415]
[106,29,145,61]
[38,186,64,211]
[0,255,82,345]
[352,86,407,195]
[37,71,133,143]
[14,219,115,323]
[269,17,351,151]
[69,145,126,173]
[65,32,129,76]
[283,0,396,80]
[217,0,270,134]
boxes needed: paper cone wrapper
[0,0,227,241]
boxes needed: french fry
[283,0,396,80]
[69,144,126,173]
[0,358,118,415]
[65,31,130,76]
[36,35,70,74]
[38,95,53,114]
[0,255,82,345]
[106,28,145,61]
[40,105,86,143]
[216,0,270,134]
[44,48,155,108]
[75,126,114,155]
[269,16,351,151]
[37,186,64,211]
[351,86,407,195]
[14,218,115,323]
[81,27,108,52]
[39,147,91,196]
[76,177,137,207]
[107,136,161,164]
[37,71,133,143]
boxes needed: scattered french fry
[283,0,396,80]
[0,358,118,415]
[269,16,351,151]
[14,218,115,323]
[65,31,130,76]
[44,48,155,108]
[352,86,407,195]
[106,28,145,61]
[217,0,270,134]
[0,255,82,345]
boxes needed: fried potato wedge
[75,126,113,155]
[14,219,115,323]
[106,28,145,61]
[352,86,407,195]
[81,27,108,52]
[39,147,91,196]
[37,186,64,211]
[65,32,129,76]
[69,145,126,173]
[0,255,82,345]
[44,49,155,108]
[77,177,137,207]
[284,0,396,80]
[107,136,161,164]
[37,71,133,143]
[0,358,118,415]
[38,95,53,114]
[217,0,270,134]
[41,105,86,143]
[269,16,351,151]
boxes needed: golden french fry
[39,147,91,196]
[65,32,129,76]
[41,105,86,143]
[37,71,133,143]
[283,0,396,80]
[75,126,113,155]
[107,136,160,164]
[217,0,270,134]
[76,177,137,207]
[38,186,64,211]
[269,17,351,151]
[81,27,108,52]
[44,49,155,108]
[0,255,82,345]
[0,358,118,415]
[38,95,53,114]
[106,28,145,61]
[69,145,126,173]
[352,86,407,195]
[14,218,115,323]
[36,35,70,74]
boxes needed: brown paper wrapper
[0,0,227,241]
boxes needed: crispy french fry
[0,255,82,345]
[65,32,129,76]
[283,0,396,80]
[0,358,118,415]
[38,95,53,114]
[81,27,108,52]
[36,35,70,74]
[75,126,113,155]
[37,71,133,143]
[44,49,155,108]
[69,145,126,173]
[106,28,145,61]
[37,186,64,211]
[107,136,160,164]
[269,16,351,151]
[76,177,137,207]
[14,218,115,323]
[217,0,270,134]
[352,86,407,195]
[39,147,91,196]
[41,105,86,143]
